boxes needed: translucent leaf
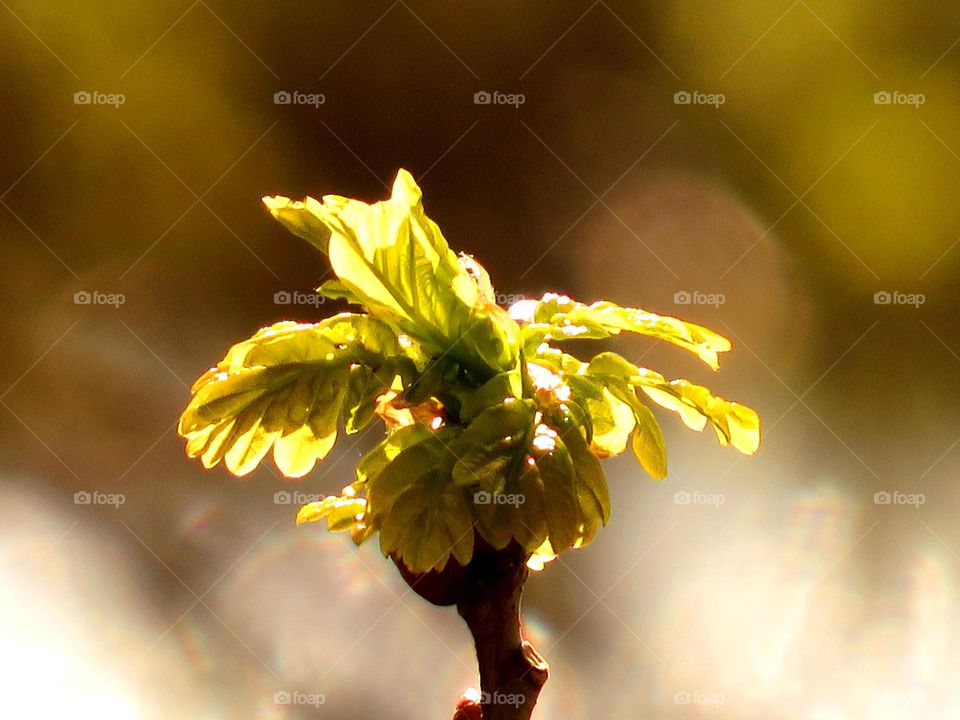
[560,420,611,526]
[526,539,558,572]
[179,315,405,477]
[364,430,458,518]
[535,439,580,555]
[296,496,366,533]
[639,379,760,455]
[588,388,635,457]
[630,403,668,479]
[639,382,707,432]
[216,315,402,370]
[587,355,667,477]
[518,293,732,370]
[354,423,433,488]
[342,364,398,434]
[583,351,639,381]
[264,170,519,376]
[449,399,535,490]
[585,351,760,456]
[532,351,633,458]
[261,195,331,254]
[318,278,363,305]
[377,469,475,573]
[273,398,341,477]
[471,463,547,553]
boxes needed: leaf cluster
[179,171,759,573]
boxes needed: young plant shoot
[178,169,760,719]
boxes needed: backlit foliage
[178,170,760,574]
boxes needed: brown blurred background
[1,1,959,718]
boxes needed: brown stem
[455,543,548,720]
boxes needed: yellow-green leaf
[296,496,366,532]
[637,376,760,455]
[343,364,399,434]
[588,388,635,457]
[261,195,331,254]
[265,170,519,376]
[584,351,760,457]
[586,354,667,477]
[471,464,548,553]
[364,431,457,517]
[561,421,611,527]
[516,293,732,370]
[354,423,434,488]
[630,403,668,479]
[378,469,475,573]
[179,315,404,477]
[535,439,580,555]
[450,399,535,490]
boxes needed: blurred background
[1,1,959,718]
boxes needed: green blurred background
[2,1,959,718]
